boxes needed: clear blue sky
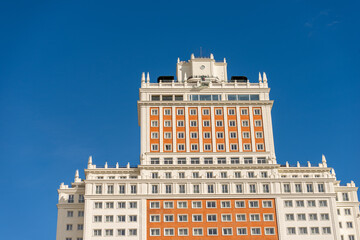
[0,0,359,239]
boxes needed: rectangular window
[164,109,171,115]
[150,229,160,236]
[192,214,202,222]
[150,215,160,222]
[177,109,184,115]
[150,201,160,209]
[192,201,202,208]
[237,228,247,235]
[216,120,223,127]
[178,215,188,222]
[203,132,211,139]
[222,228,233,235]
[251,228,261,235]
[178,228,188,236]
[178,144,185,151]
[151,109,158,115]
[230,132,237,138]
[164,215,174,222]
[236,214,246,221]
[164,201,174,209]
[206,201,216,208]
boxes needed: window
[164,109,171,115]
[295,183,302,193]
[178,172,185,178]
[311,227,319,234]
[296,200,304,207]
[206,201,216,208]
[345,208,351,215]
[249,200,259,208]
[164,158,173,164]
[152,172,158,179]
[287,227,296,235]
[66,224,72,231]
[244,157,253,164]
[119,185,125,194]
[221,184,229,193]
[203,120,210,127]
[67,211,73,217]
[217,144,224,151]
[343,193,349,201]
[243,144,251,150]
[250,214,260,221]
[222,228,233,235]
[242,132,250,138]
[151,185,158,194]
[255,132,263,138]
[202,109,210,115]
[191,144,198,151]
[236,214,246,221]
[228,109,235,115]
[162,95,172,101]
[251,228,261,235]
[151,120,158,127]
[299,227,308,235]
[207,184,214,193]
[178,144,185,151]
[164,144,172,151]
[78,195,84,203]
[220,172,227,178]
[150,229,160,236]
[191,158,200,164]
[178,228,188,236]
[190,120,197,127]
[78,211,84,217]
[264,214,274,221]
[179,184,186,193]
[254,109,261,115]
[177,132,184,139]
[286,214,294,221]
[151,132,158,139]
[204,132,211,139]
[216,120,223,127]
[105,202,114,208]
[192,214,202,222]
[261,171,268,178]
[193,184,200,193]
[190,109,197,115]
[94,202,102,209]
[206,172,213,178]
[165,184,172,194]
[192,201,202,208]
[95,186,102,194]
[322,227,331,234]
[216,132,224,139]
[321,213,330,221]
[150,215,160,222]
[204,144,211,151]
[129,229,137,236]
[207,214,217,222]
[263,184,270,193]
[118,229,125,236]
[229,120,236,126]
[256,143,264,150]
[164,201,174,209]
[93,229,102,236]
[94,215,102,222]
[265,228,275,235]
[164,215,174,222]
[235,200,245,208]
[164,120,171,127]
[230,132,237,138]
[283,183,291,192]
[105,215,114,222]
[177,109,184,115]
[249,184,256,193]
[178,201,188,208]
[318,183,325,192]
[308,200,316,207]
[164,132,171,139]
[230,144,238,150]
[193,228,203,236]
[215,109,222,115]
[221,214,231,222]
[221,201,231,208]
[208,228,218,236]
[237,228,247,235]
[151,144,158,151]
[150,158,160,164]
[241,109,248,115]
[254,120,262,127]
[178,215,188,222]
[263,200,272,208]
[284,200,293,207]
[129,201,137,208]
[309,213,318,220]
[306,183,314,193]
[297,214,306,221]
[242,120,249,127]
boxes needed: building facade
[56,54,360,240]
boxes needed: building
[56,54,360,240]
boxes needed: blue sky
[0,0,359,239]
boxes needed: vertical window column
[210,107,216,152]
[223,106,229,152]
[198,106,203,152]
[172,106,176,152]
[184,106,190,152]
[248,106,256,152]
[159,106,163,152]
[236,106,243,152]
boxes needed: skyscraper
[56,54,360,240]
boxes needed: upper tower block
[177,53,227,83]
